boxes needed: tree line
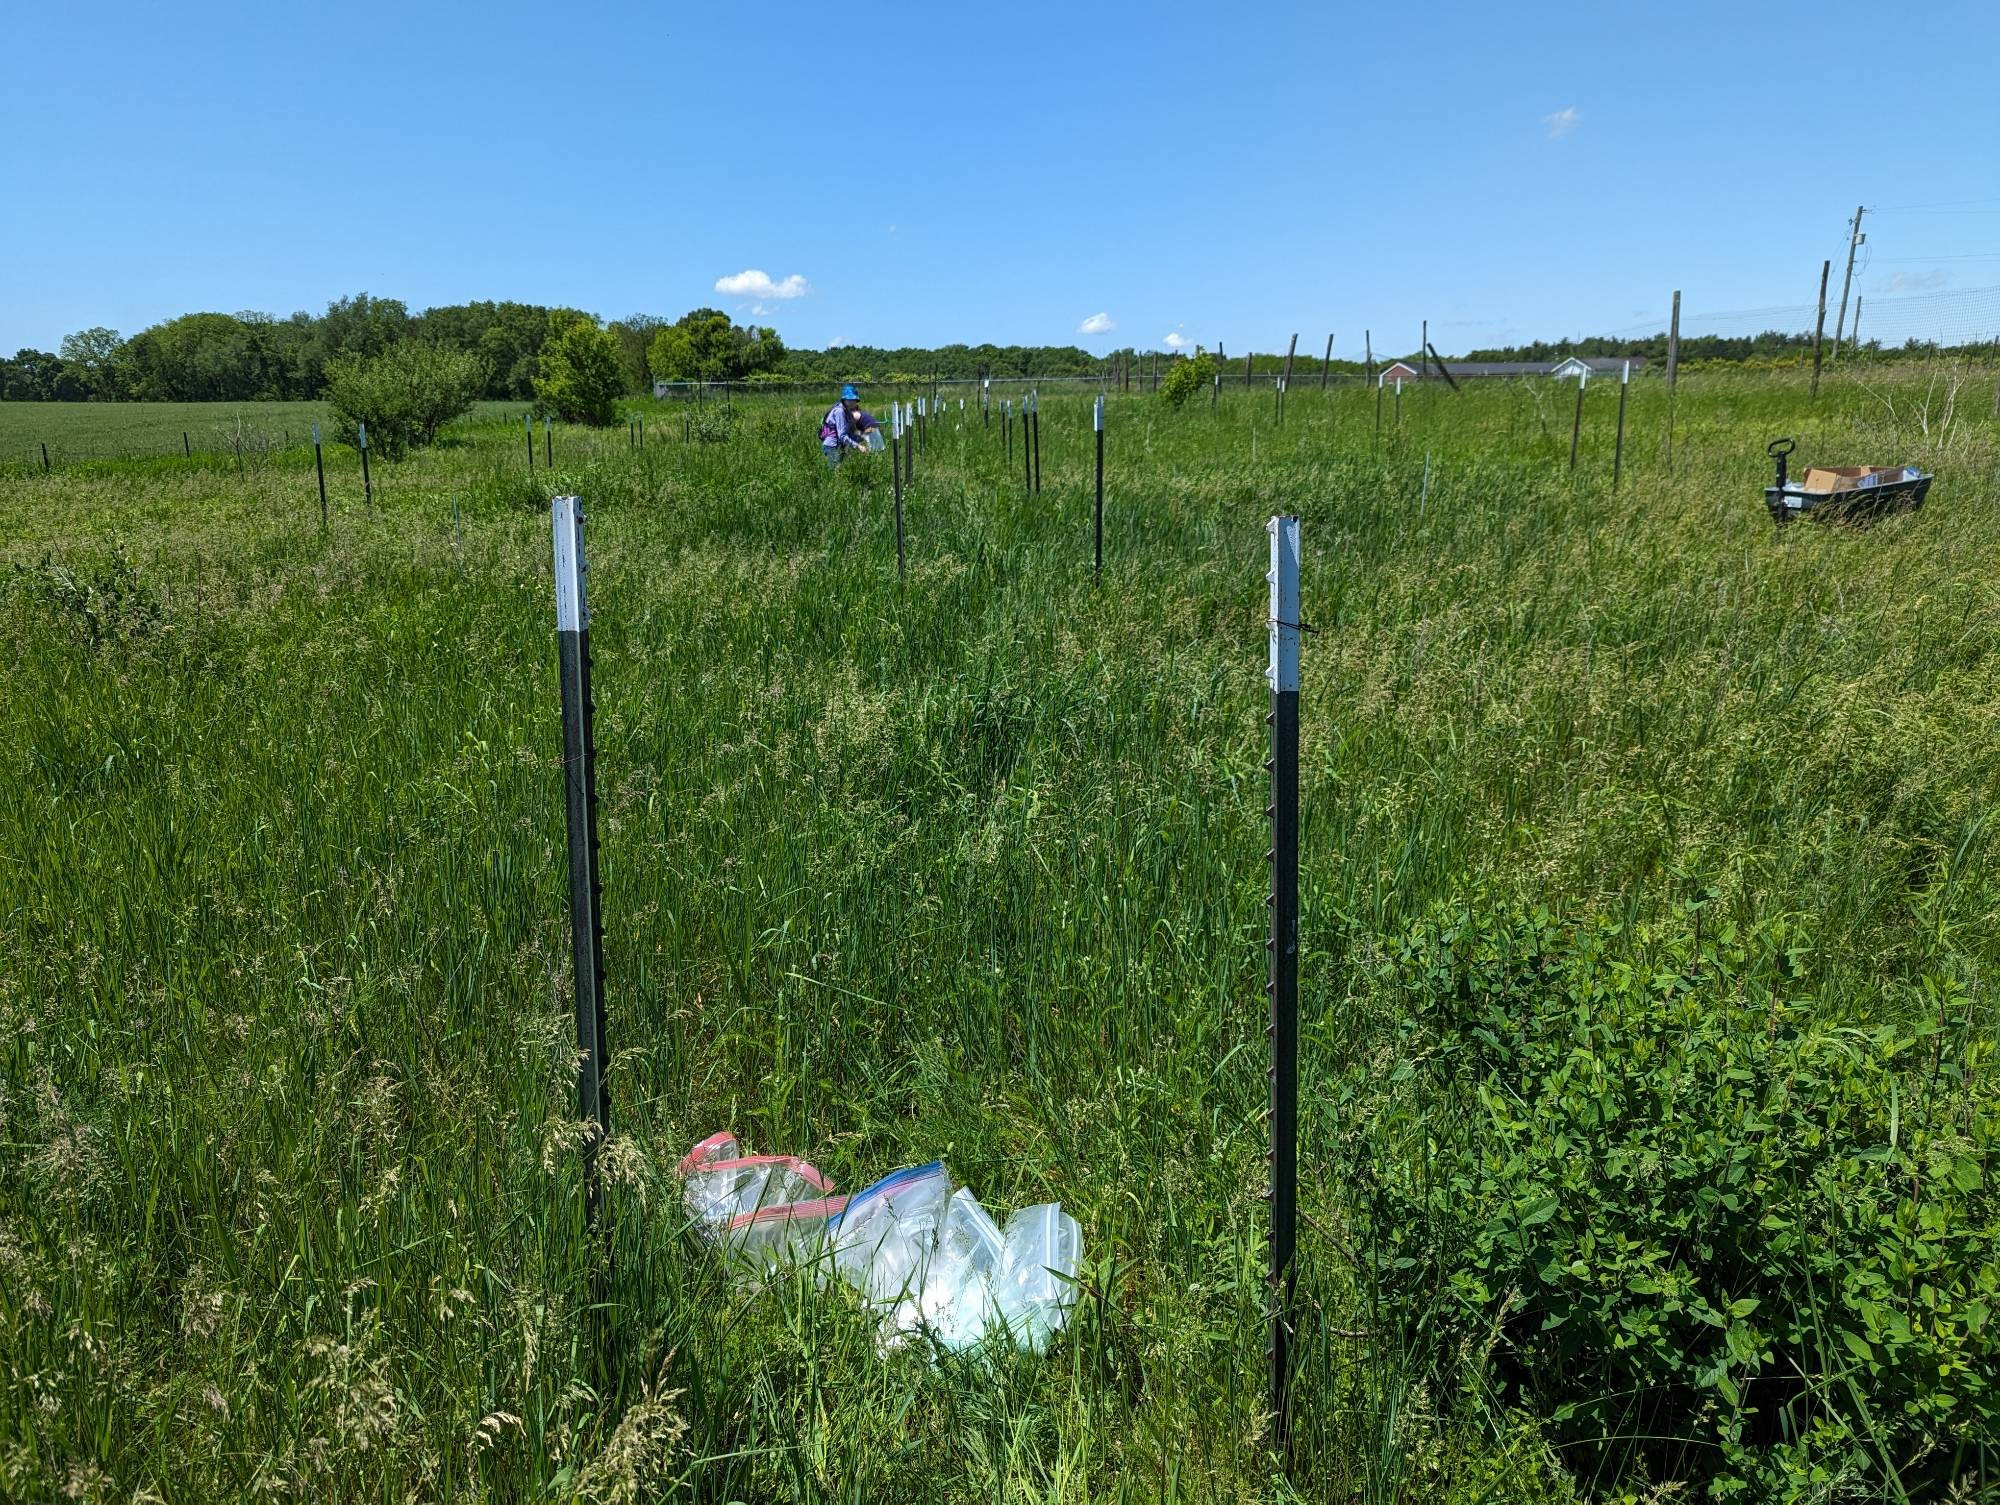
[9,293,1984,407]
[0,294,1134,405]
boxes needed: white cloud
[1883,269,1948,293]
[1542,106,1579,139]
[826,337,848,349]
[714,269,811,301]
[1078,312,1116,336]
[1163,331,1191,350]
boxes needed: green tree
[324,341,486,459]
[534,317,624,425]
[608,314,668,392]
[645,309,785,385]
[121,314,264,401]
[57,328,127,399]
[1158,350,1215,409]
[319,293,410,362]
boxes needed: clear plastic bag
[915,1188,1006,1352]
[677,1131,739,1175]
[723,1194,850,1269]
[991,1203,1082,1353]
[683,1155,833,1234]
[675,1136,1083,1361]
[828,1161,953,1320]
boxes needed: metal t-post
[312,423,327,527]
[551,496,611,1239]
[1265,515,1302,1460]
[1569,372,1586,471]
[892,403,907,578]
[1093,394,1105,581]
[1023,398,1033,497]
[1613,361,1630,491]
[526,411,535,470]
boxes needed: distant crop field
[0,399,528,468]
[2,363,1997,1502]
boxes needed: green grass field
[2,365,1998,1502]
[0,400,532,471]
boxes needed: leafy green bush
[688,405,737,444]
[9,546,162,652]
[1158,351,1215,409]
[324,341,485,459]
[534,317,625,426]
[1341,900,1998,1498]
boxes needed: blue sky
[5,0,1996,357]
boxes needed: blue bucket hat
[840,383,860,401]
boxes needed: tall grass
[1,363,1996,1501]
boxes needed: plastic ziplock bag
[828,1161,954,1324]
[991,1203,1082,1353]
[683,1155,833,1234]
[914,1188,1007,1352]
[723,1194,851,1270]
[678,1132,740,1175]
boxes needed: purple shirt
[822,403,865,450]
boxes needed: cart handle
[1767,437,1796,458]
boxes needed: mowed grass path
[1,368,1996,1501]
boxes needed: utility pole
[1811,259,1830,401]
[1833,205,1865,352]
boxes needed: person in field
[820,383,870,467]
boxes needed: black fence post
[183,431,191,458]
[313,422,328,527]
[527,411,536,470]
[359,420,373,507]
[1022,398,1033,497]
[1613,360,1630,491]
[41,442,50,474]
[550,495,612,1281]
[1093,393,1105,582]
[1265,514,1302,1464]
[1569,374,1586,472]
[545,416,553,468]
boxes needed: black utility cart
[1764,437,1931,526]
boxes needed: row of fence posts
[22,366,1648,539]
[544,489,1308,1456]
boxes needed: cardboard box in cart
[1804,466,1921,493]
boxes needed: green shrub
[688,405,737,444]
[9,546,162,652]
[534,318,625,426]
[324,342,485,459]
[1158,351,1215,409]
[1341,900,1998,1498]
